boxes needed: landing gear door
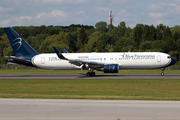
[157,55,161,62]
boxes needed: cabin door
[41,57,45,64]
[157,55,161,62]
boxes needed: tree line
[0,21,180,64]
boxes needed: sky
[1,0,180,28]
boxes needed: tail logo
[12,38,22,50]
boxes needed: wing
[68,59,104,68]
[53,47,104,69]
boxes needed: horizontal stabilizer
[5,56,31,63]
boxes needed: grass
[0,68,179,100]
[0,79,180,100]
[0,68,180,74]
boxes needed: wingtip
[53,47,67,60]
[62,48,68,53]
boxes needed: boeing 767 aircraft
[4,27,176,76]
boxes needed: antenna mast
[108,8,114,30]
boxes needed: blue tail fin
[4,27,39,57]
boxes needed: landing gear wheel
[91,72,95,76]
[86,72,95,76]
[161,72,164,76]
[86,72,90,76]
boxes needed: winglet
[62,48,68,53]
[53,47,67,60]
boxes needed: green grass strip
[0,79,180,100]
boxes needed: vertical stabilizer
[4,27,39,57]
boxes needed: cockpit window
[167,56,171,59]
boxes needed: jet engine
[103,64,119,73]
[92,64,119,73]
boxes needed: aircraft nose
[170,57,177,66]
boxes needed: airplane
[4,27,177,76]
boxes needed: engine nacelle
[103,64,119,73]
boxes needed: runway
[0,74,180,79]
[0,98,180,120]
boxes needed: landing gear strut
[86,68,95,76]
[161,68,165,76]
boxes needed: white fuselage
[32,52,171,70]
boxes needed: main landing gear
[86,72,95,76]
[86,68,95,76]
[161,68,165,76]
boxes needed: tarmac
[0,74,180,79]
[0,98,180,120]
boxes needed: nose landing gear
[161,68,165,76]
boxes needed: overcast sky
[1,0,180,28]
